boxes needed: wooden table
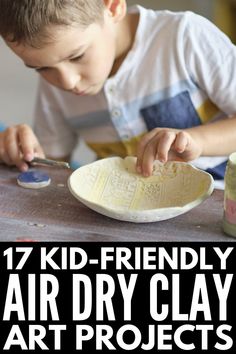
[0,165,235,242]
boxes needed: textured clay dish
[68,156,214,223]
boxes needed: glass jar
[223,152,236,237]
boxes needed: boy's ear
[103,0,126,22]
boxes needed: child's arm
[0,124,45,171]
[136,117,236,176]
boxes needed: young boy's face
[7,11,119,96]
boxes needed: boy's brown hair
[0,0,105,47]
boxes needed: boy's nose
[57,66,81,91]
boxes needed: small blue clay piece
[17,170,51,189]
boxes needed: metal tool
[31,157,70,169]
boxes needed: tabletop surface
[0,165,235,242]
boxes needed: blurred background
[0,0,235,130]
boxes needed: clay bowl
[68,156,214,223]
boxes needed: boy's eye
[70,53,85,62]
[34,53,85,72]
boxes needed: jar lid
[229,152,236,165]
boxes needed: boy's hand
[0,124,45,171]
[136,128,203,176]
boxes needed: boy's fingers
[156,131,176,162]
[141,131,176,176]
[0,149,13,166]
[0,125,43,171]
[174,131,188,153]
[0,134,12,165]
[14,160,29,172]
[34,144,45,159]
[136,128,184,176]
[136,129,161,173]
[4,126,30,171]
[140,141,157,177]
[136,136,150,172]
[4,127,22,166]
[18,125,37,161]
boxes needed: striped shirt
[34,5,236,180]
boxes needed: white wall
[0,38,38,127]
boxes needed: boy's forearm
[187,117,236,156]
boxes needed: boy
[0,0,236,181]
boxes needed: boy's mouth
[72,90,87,96]
[71,83,101,96]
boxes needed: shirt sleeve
[33,77,78,158]
[183,12,236,115]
